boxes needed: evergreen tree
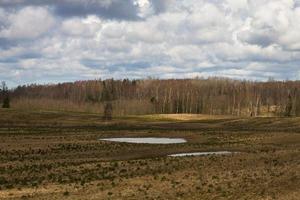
[1,82,10,108]
[2,96,10,108]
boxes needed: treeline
[6,78,300,116]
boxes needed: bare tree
[8,78,300,117]
[285,93,293,117]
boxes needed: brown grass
[0,109,299,199]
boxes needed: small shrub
[108,192,113,196]
[2,96,10,108]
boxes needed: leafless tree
[9,78,300,117]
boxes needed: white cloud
[1,0,300,86]
[0,7,55,39]
[225,0,248,11]
[61,16,102,37]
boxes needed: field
[0,109,299,200]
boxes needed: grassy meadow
[0,109,299,199]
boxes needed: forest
[2,78,300,116]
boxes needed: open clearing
[0,109,299,199]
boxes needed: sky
[1,0,300,87]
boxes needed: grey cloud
[295,0,300,7]
[238,28,277,48]
[0,47,42,63]
[54,0,140,20]
[242,33,276,47]
[0,57,18,63]
[0,38,18,49]
[110,61,152,71]
[80,58,106,69]
[150,0,170,13]
[0,0,140,20]
[18,52,42,60]
[81,58,152,71]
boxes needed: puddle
[168,151,234,157]
[99,137,187,144]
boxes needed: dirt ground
[0,109,299,199]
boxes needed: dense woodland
[2,78,300,116]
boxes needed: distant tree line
[8,78,300,116]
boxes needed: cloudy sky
[1,0,300,87]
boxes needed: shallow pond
[99,137,187,144]
[168,151,234,157]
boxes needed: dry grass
[137,114,233,121]
[0,109,299,199]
